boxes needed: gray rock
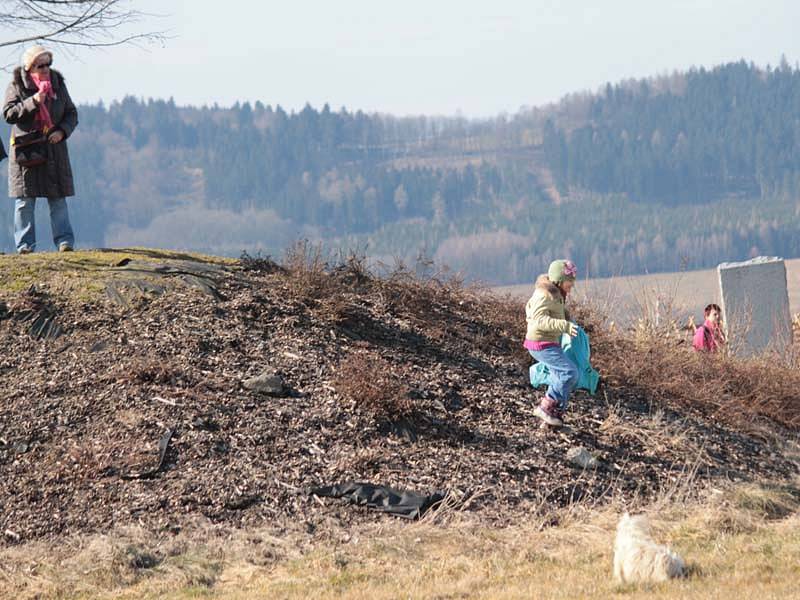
[567,446,600,469]
[244,368,285,396]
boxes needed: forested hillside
[1,60,798,283]
[543,58,800,203]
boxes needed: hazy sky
[3,0,799,117]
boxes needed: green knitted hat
[548,259,577,283]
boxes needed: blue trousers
[529,346,579,411]
[14,197,75,252]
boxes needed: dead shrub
[635,337,798,430]
[332,353,414,420]
[280,243,372,324]
[329,248,372,289]
[282,240,333,302]
[377,256,469,318]
[239,250,285,274]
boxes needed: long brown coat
[4,67,78,198]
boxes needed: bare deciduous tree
[0,0,164,49]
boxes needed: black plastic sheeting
[310,482,446,519]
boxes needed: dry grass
[281,240,336,301]
[1,480,798,599]
[794,313,800,345]
[599,406,709,464]
[0,523,302,600]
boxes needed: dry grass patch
[0,524,303,600]
[610,339,800,431]
[2,481,798,599]
[192,483,800,600]
[600,407,709,464]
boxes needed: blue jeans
[14,197,75,252]
[529,346,579,411]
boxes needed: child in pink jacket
[693,304,725,352]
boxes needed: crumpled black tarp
[310,482,445,519]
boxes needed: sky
[2,0,800,117]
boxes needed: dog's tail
[656,549,686,581]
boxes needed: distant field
[496,258,800,321]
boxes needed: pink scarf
[29,72,55,133]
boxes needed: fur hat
[548,259,577,283]
[22,45,52,71]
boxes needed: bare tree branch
[0,0,166,51]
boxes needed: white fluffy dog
[613,512,686,583]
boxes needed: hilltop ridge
[0,248,797,544]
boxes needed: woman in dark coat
[4,45,78,253]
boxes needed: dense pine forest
[542,58,800,203]
[1,60,798,283]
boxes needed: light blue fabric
[14,196,74,252]
[530,325,600,395]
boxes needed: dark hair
[704,303,721,317]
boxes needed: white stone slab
[717,257,792,357]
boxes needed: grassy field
[496,258,800,321]
[1,481,799,599]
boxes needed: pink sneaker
[534,396,564,426]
